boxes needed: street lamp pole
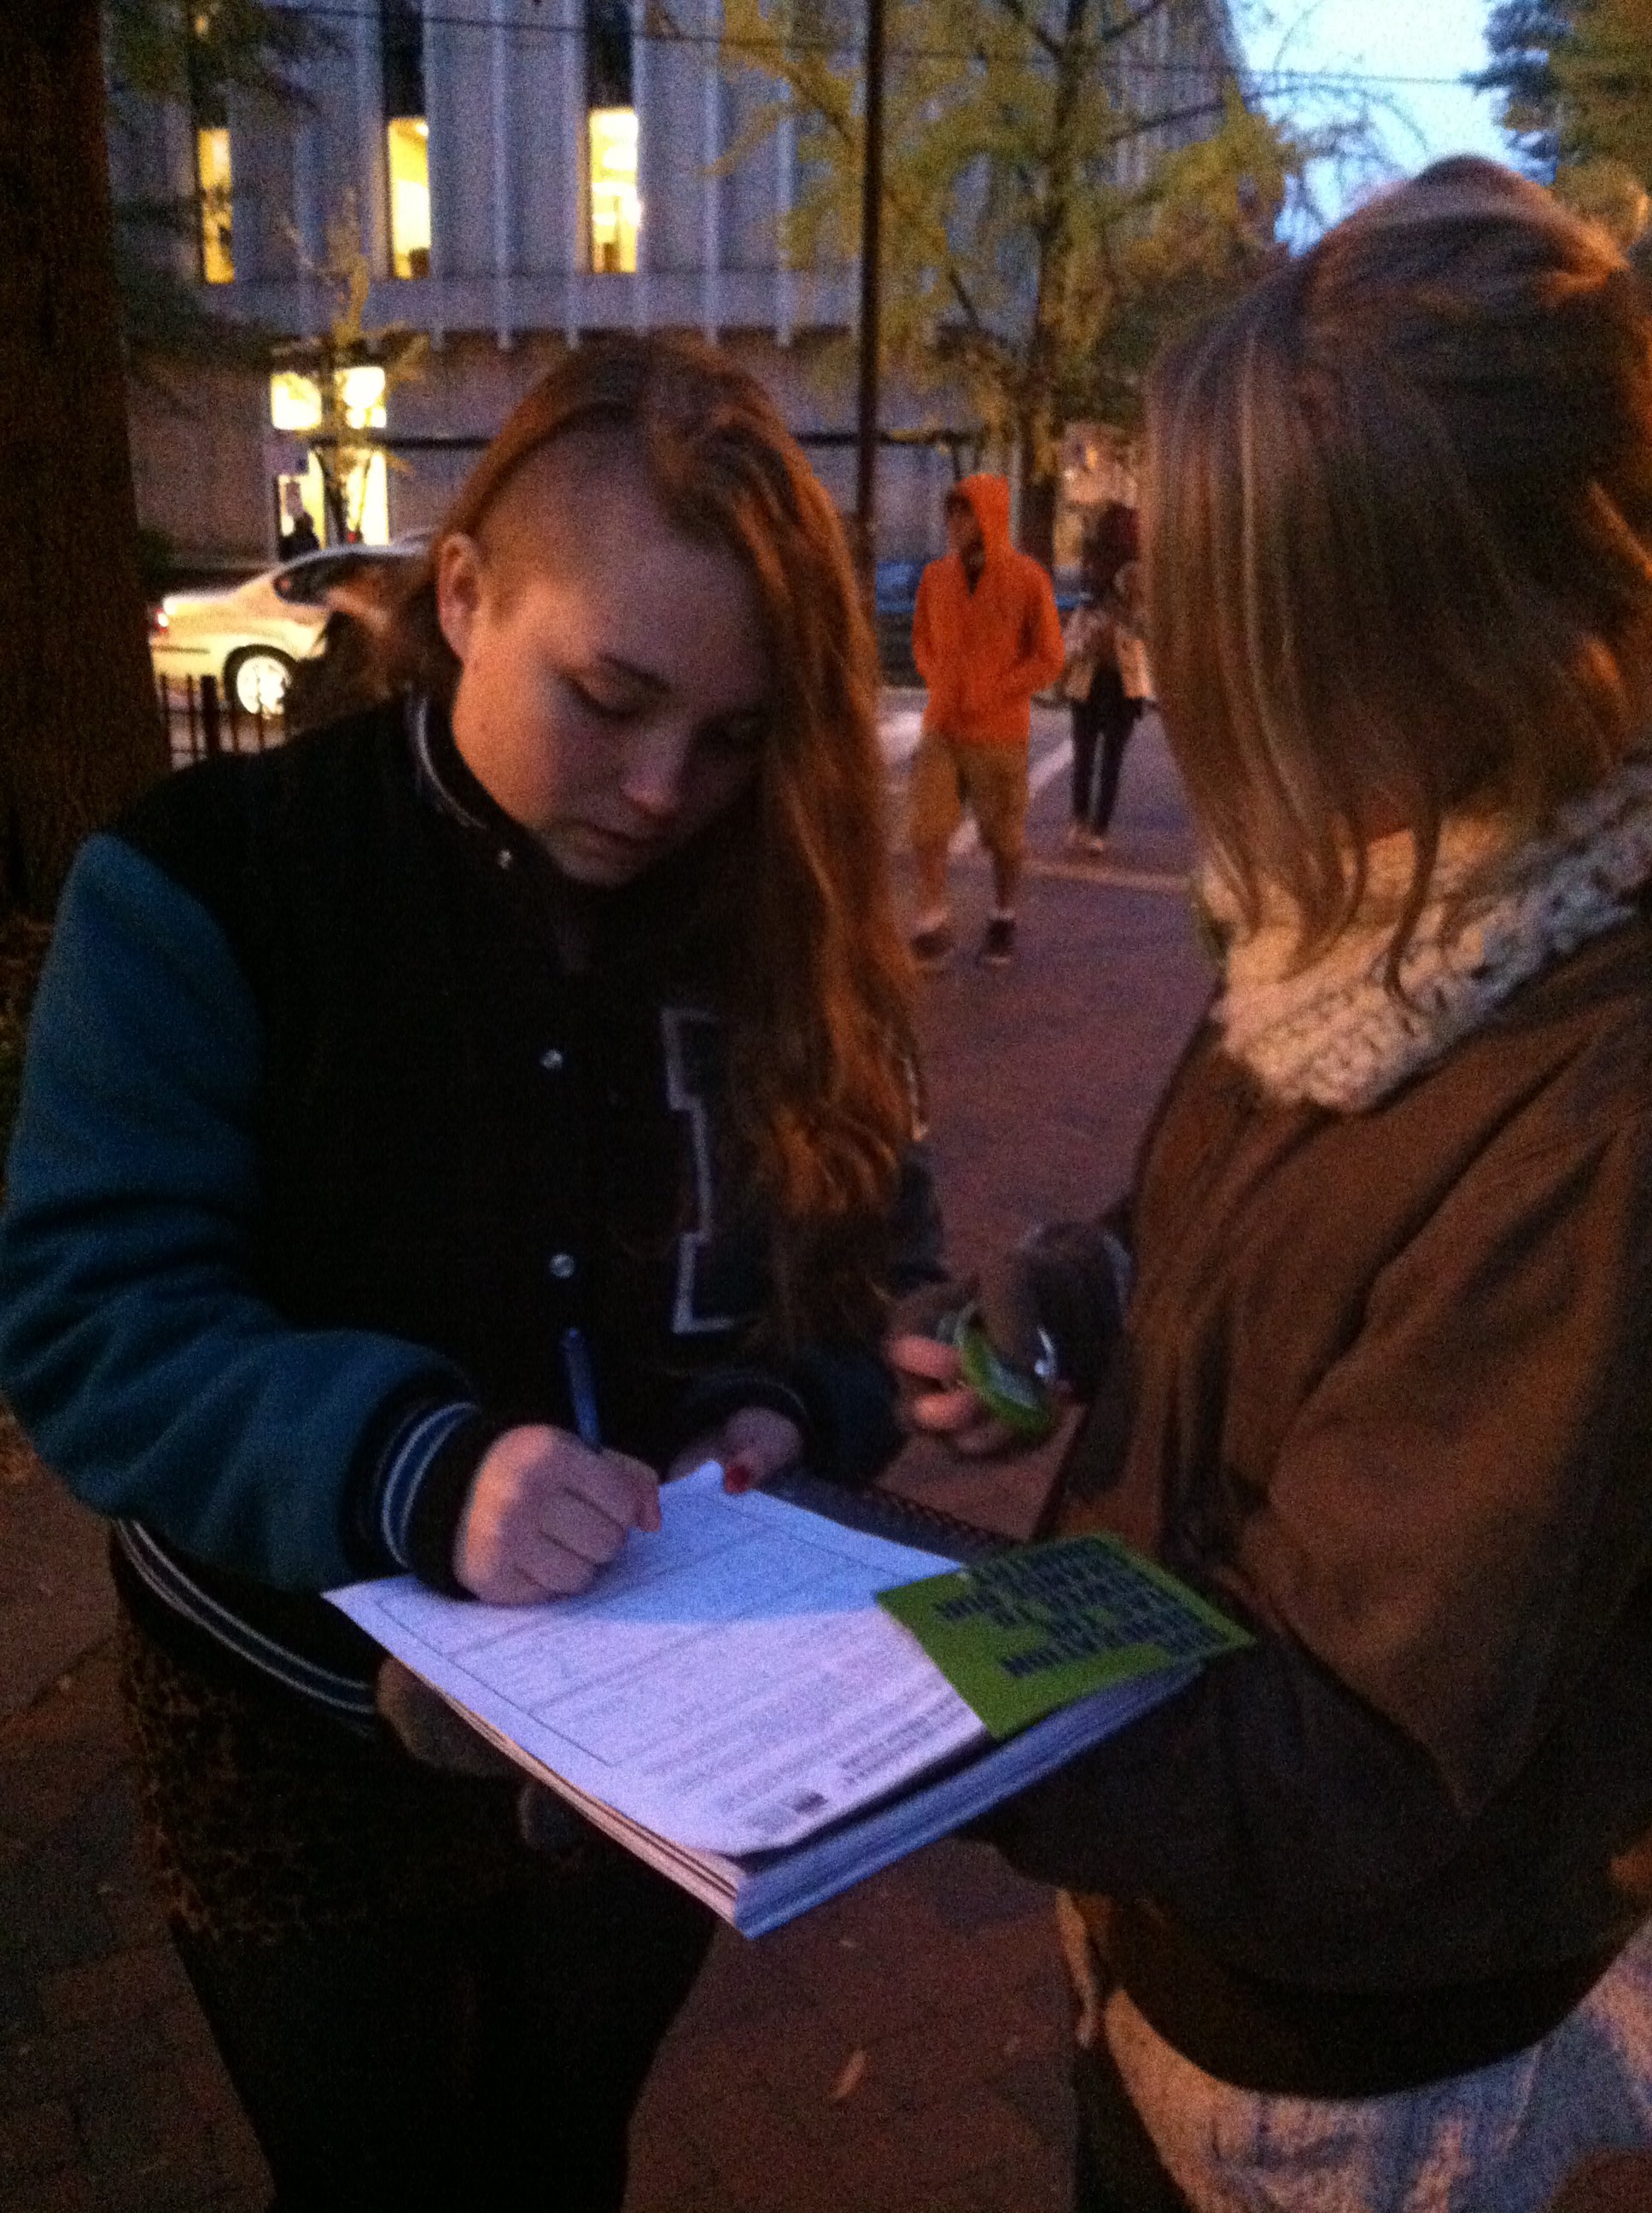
[853,0,885,600]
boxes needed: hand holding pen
[451,1327,661,1607]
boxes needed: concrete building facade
[113,0,1240,569]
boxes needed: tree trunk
[1017,452,1059,570]
[0,1,168,919]
[321,459,349,546]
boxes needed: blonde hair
[1147,157,1652,964]
[379,335,916,1342]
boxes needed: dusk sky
[1238,0,1514,225]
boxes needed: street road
[879,687,1193,892]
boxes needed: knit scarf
[1210,759,1652,1112]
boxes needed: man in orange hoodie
[908,475,1065,966]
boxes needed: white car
[149,542,424,715]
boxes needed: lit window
[588,108,639,274]
[586,0,639,274]
[341,365,388,428]
[268,372,391,546]
[270,371,323,433]
[196,125,233,283]
[269,368,386,434]
[387,115,431,278]
[353,453,391,545]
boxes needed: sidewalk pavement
[0,710,1211,2213]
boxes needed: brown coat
[995,911,1652,2005]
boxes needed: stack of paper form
[330,1463,1243,1935]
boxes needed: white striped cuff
[374,1398,476,1570]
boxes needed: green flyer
[877,1534,1252,1738]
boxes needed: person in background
[0,335,942,2212]
[891,160,1652,2212]
[278,493,320,563]
[1114,561,1151,712]
[908,475,1065,968]
[1061,503,1147,855]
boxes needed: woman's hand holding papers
[454,1425,662,1604]
[376,1661,589,1854]
[376,1657,518,1775]
[667,1405,803,1494]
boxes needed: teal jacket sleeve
[0,835,472,1591]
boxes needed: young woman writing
[0,335,941,2209]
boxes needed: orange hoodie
[911,475,1065,748]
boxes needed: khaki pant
[908,732,1030,870]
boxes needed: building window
[382,0,431,278]
[586,0,639,273]
[588,109,639,274]
[268,369,391,546]
[188,22,233,286]
[270,371,324,435]
[196,123,234,283]
[387,116,431,277]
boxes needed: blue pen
[560,1325,603,1451]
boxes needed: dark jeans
[172,1859,711,2211]
[1071,674,1142,834]
[120,1603,715,2212]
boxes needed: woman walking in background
[1063,502,1148,855]
[894,161,1652,2211]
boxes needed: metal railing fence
[156,673,287,767]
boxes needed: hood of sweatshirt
[952,473,1013,562]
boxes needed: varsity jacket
[992,765,1652,2094]
[0,699,943,1720]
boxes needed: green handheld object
[938,1304,1058,1443]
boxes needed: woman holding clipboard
[894,161,1652,2211]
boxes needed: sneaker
[978,915,1016,967]
[910,920,955,968]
